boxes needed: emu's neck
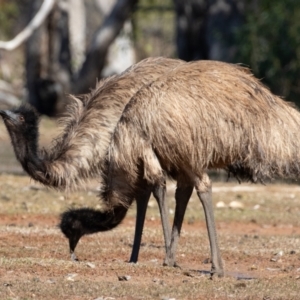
[8,126,48,183]
[83,206,128,234]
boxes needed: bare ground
[0,174,300,299]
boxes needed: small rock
[86,262,96,269]
[270,257,282,262]
[270,251,283,262]
[229,201,244,209]
[253,204,260,210]
[249,265,258,270]
[3,283,12,287]
[118,275,131,281]
[216,201,226,208]
[46,279,56,284]
[147,200,156,208]
[65,273,78,281]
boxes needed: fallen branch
[0,0,56,51]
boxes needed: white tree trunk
[95,0,136,77]
[95,0,115,14]
[72,0,138,94]
[68,0,86,73]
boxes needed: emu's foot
[210,268,225,279]
[128,259,138,264]
[162,259,181,269]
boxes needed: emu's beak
[0,110,18,123]
[69,234,81,261]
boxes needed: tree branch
[69,0,86,73]
[0,0,56,51]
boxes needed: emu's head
[59,208,95,260]
[0,104,39,139]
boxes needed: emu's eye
[19,116,25,122]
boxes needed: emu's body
[0,57,185,262]
[22,57,183,190]
[100,60,300,276]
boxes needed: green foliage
[0,1,19,39]
[235,0,300,106]
[133,0,175,58]
[138,0,173,6]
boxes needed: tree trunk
[25,0,72,116]
[69,0,86,73]
[173,0,208,61]
[25,0,45,111]
[205,0,245,62]
[96,0,136,77]
[72,0,138,94]
[47,1,72,114]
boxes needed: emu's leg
[152,181,171,255]
[163,182,193,267]
[195,173,224,277]
[129,187,152,263]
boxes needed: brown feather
[102,60,300,208]
[38,57,184,190]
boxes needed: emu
[98,59,300,277]
[0,57,185,262]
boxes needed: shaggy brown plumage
[42,57,184,190]
[101,59,300,275]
